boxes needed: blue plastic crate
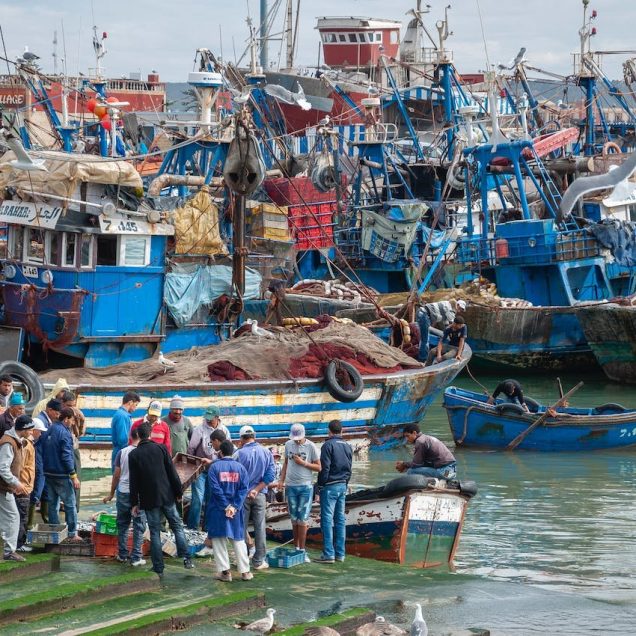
[266,547,305,568]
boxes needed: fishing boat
[575,300,636,384]
[265,475,477,567]
[443,386,636,451]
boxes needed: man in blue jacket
[205,440,252,582]
[110,392,140,471]
[42,408,82,541]
[316,419,352,564]
[235,425,275,570]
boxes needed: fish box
[91,530,150,557]
[27,523,68,545]
[266,547,305,568]
[173,453,206,491]
[45,540,95,557]
[95,512,118,536]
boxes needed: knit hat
[204,405,220,420]
[46,399,62,411]
[170,396,185,410]
[148,400,162,416]
[14,415,34,431]
[9,393,25,407]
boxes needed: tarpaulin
[586,219,636,267]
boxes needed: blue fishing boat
[443,386,636,451]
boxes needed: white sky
[0,0,633,81]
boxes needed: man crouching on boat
[396,424,457,480]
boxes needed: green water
[74,370,636,635]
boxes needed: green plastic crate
[95,513,117,536]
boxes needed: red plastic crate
[265,176,327,206]
[288,202,336,250]
[92,530,150,557]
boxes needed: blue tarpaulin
[164,264,262,327]
[587,220,636,267]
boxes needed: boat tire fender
[0,361,45,414]
[524,396,541,413]
[458,480,478,498]
[593,402,626,414]
[495,403,526,416]
[382,475,435,497]
[324,359,364,403]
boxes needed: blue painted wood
[443,386,636,451]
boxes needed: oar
[506,381,584,451]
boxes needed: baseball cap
[239,425,255,437]
[32,419,47,432]
[204,405,220,420]
[9,393,25,407]
[148,400,162,416]
[14,415,34,431]
[289,423,305,441]
[170,396,185,410]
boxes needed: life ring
[0,361,45,414]
[382,475,434,497]
[593,402,627,415]
[495,402,527,416]
[602,142,622,156]
[324,359,364,403]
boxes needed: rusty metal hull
[463,304,598,371]
[576,303,636,384]
[265,488,469,567]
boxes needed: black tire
[0,361,45,414]
[382,475,435,498]
[324,359,364,403]
[458,480,478,498]
[524,396,541,412]
[495,403,526,416]
[593,402,627,415]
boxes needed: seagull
[244,608,276,634]
[158,351,176,373]
[264,82,311,110]
[498,46,526,71]
[410,604,428,636]
[356,617,407,636]
[244,319,274,339]
[0,128,47,172]
[22,45,40,63]
[228,85,253,105]
[306,627,341,636]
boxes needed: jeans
[320,482,347,560]
[243,493,267,565]
[407,462,457,479]
[145,503,189,574]
[46,476,78,537]
[286,485,313,523]
[425,345,458,366]
[116,490,147,561]
[15,496,29,548]
[187,472,207,530]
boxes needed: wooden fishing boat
[443,386,636,451]
[265,475,477,567]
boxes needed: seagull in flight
[264,82,311,110]
[0,128,47,172]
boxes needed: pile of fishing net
[289,279,379,305]
[45,317,421,386]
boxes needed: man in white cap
[130,401,171,456]
[235,425,275,570]
[0,415,35,561]
[279,424,320,562]
[165,396,193,457]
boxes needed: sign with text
[98,213,174,236]
[0,201,63,229]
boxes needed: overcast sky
[1,0,633,81]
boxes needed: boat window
[46,231,61,266]
[80,234,93,268]
[366,33,374,42]
[375,33,382,42]
[62,233,77,267]
[328,33,337,43]
[338,34,346,42]
[25,228,45,265]
[356,34,365,42]
[96,235,118,266]
[390,30,398,44]
[348,34,357,43]
[119,236,149,266]
[8,227,24,260]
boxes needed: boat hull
[576,303,636,384]
[463,304,598,371]
[443,386,636,451]
[74,358,468,468]
[265,488,468,567]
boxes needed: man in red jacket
[130,401,171,456]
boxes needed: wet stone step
[0,553,60,583]
[278,608,376,635]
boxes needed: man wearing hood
[0,415,34,561]
[32,378,69,418]
[0,393,26,436]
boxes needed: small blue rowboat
[443,386,636,451]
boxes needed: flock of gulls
[240,603,427,635]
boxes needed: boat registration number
[619,428,636,438]
[100,218,140,233]
[22,265,38,278]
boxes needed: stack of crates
[92,512,150,557]
[247,201,291,241]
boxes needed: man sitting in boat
[396,424,457,480]
[487,380,530,413]
[425,316,467,366]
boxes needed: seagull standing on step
[244,608,276,634]
[356,616,407,636]
[158,351,176,374]
[410,604,428,636]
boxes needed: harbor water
[70,370,636,635]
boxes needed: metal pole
[232,195,246,297]
[260,0,268,70]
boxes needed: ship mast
[260,0,268,69]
